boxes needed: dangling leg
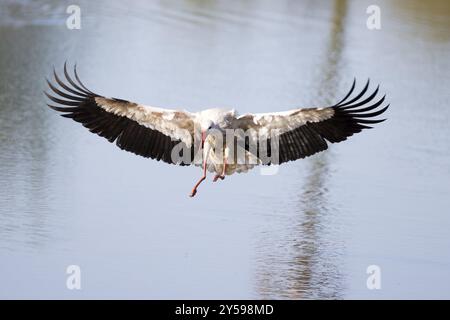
[189,160,207,197]
[213,157,226,182]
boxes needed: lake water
[0,0,449,299]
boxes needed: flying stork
[45,64,389,197]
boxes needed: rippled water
[0,0,449,299]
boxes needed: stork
[45,64,389,197]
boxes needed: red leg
[213,159,226,182]
[189,160,207,197]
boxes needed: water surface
[0,0,449,299]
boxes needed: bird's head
[200,119,215,145]
[197,108,231,146]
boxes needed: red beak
[201,131,206,148]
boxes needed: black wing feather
[45,65,193,165]
[262,80,389,164]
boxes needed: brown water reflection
[255,0,348,299]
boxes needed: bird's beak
[201,131,207,147]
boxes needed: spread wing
[234,79,389,164]
[45,64,195,165]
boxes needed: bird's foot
[189,175,206,197]
[213,175,225,182]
